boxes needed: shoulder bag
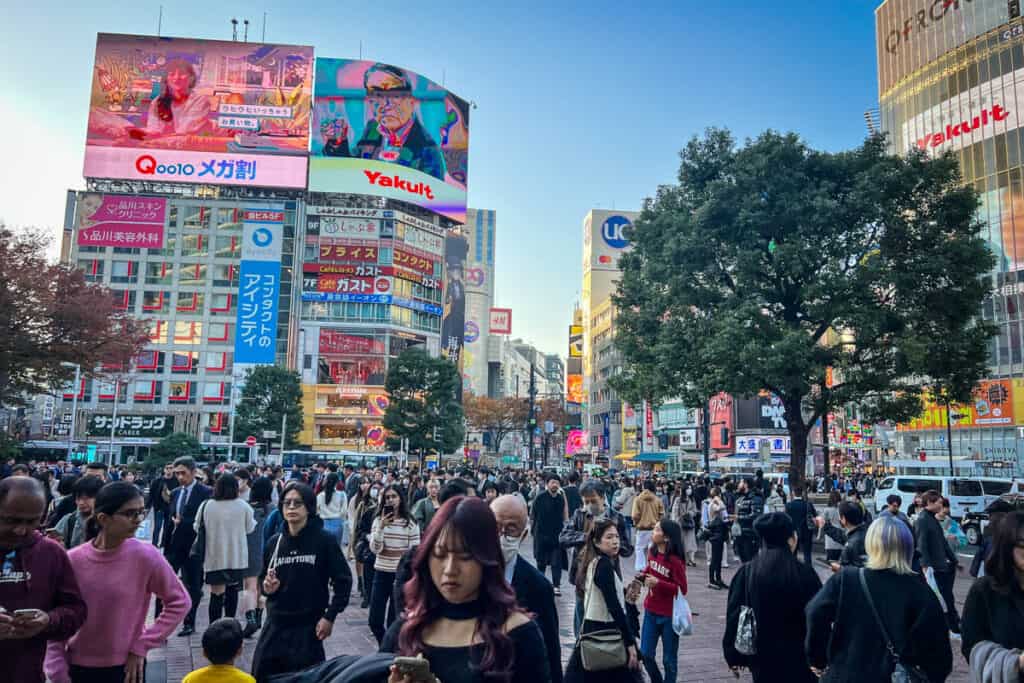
[858,569,929,683]
[189,500,209,562]
[734,565,758,656]
[578,559,628,672]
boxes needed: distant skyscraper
[463,208,496,397]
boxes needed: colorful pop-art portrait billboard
[309,58,469,222]
[84,34,313,188]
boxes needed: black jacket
[961,575,1024,661]
[145,476,177,513]
[784,498,817,540]
[821,522,868,568]
[562,485,583,519]
[805,568,952,683]
[559,506,633,585]
[510,555,563,683]
[162,482,212,560]
[735,491,765,535]
[723,548,822,682]
[261,520,352,623]
[915,509,957,573]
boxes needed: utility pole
[945,401,955,475]
[701,397,711,474]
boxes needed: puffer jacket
[632,490,664,531]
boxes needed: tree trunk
[784,395,810,493]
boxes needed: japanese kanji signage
[736,436,791,455]
[309,216,380,238]
[86,414,173,438]
[76,194,166,248]
[235,208,283,365]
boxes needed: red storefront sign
[318,330,383,354]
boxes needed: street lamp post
[945,402,965,475]
[108,378,120,465]
[60,362,81,459]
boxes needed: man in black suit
[784,485,817,565]
[160,456,212,636]
[492,494,563,683]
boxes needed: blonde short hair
[864,516,915,575]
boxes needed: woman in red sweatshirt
[640,518,688,683]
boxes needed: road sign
[262,430,277,439]
[245,435,257,447]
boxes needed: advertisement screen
[708,392,734,450]
[898,379,1014,430]
[76,193,167,248]
[309,58,470,222]
[569,325,583,358]
[85,34,313,188]
[441,233,468,400]
[566,374,584,404]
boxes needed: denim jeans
[641,612,679,683]
[573,593,584,638]
[151,509,167,545]
[368,569,396,644]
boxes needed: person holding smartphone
[369,485,420,644]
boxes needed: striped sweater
[369,517,420,573]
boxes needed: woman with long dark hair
[44,482,189,683]
[962,510,1024,674]
[243,476,275,638]
[196,473,255,624]
[316,472,347,547]
[564,518,641,683]
[723,512,821,682]
[351,479,379,608]
[251,482,352,683]
[639,519,687,683]
[368,484,419,644]
[381,496,550,683]
[126,58,211,141]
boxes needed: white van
[977,478,1024,507]
[874,476,986,520]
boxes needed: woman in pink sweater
[45,481,191,683]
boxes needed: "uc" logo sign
[601,215,631,249]
[252,228,273,247]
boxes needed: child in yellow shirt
[183,618,255,683]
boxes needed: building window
[203,382,230,405]
[77,259,104,283]
[213,264,237,287]
[96,379,127,403]
[62,377,90,402]
[178,263,206,286]
[171,351,198,374]
[205,351,229,372]
[142,291,170,313]
[111,290,136,311]
[183,206,210,230]
[174,321,203,344]
[216,208,242,232]
[210,293,234,315]
[207,322,232,343]
[145,262,172,285]
[168,381,197,404]
[132,380,162,403]
[148,320,167,343]
[181,234,208,257]
[135,350,164,373]
[214,236,240,258]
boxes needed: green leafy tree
[384,349,465,458]
[233,366,304,451]
[613,129,994,488]
[145,432,200,472]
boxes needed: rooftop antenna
[359,40,363,59]
[157,5,163,36]
[262,12,267,42]
[243,19,249,42]
[442,68,446,87]
[231,18,238,41]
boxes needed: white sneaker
[950,632,962,641]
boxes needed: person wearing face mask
[670,484,698,567]
[560,480,633,637]
[491,495,563,683]
[352,482,380,609]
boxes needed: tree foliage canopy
[612,130,995,485]
[464,395,528,452]
[0,227,147,408]
[145,432,201,472]
[233,365,304,449]
[383,349,464,454]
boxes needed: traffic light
[657,433,669,449]
[720,427,729,444]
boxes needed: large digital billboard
[84,34,313,189]
[76,194,167,248]
[309,59,469,222]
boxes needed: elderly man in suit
[159,455,212,636]
[492,494,563,683]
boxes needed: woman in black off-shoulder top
[380,495,551,683]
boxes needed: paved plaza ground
[141,536,974,682]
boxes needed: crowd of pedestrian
[0,457,1012,682]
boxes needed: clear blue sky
[0,1,880,357]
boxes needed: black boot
[242,610,259,638]
[209,593,224,623]
[224,585,239,619]
[357,576,364,596]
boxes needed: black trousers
[797,535,813,565]
[826,548,842,562]
[535,541,563,586]
[709,538,724,584]
[158,552,203,627]
[735,533,758,563]
[934,570,961,633]
[368,569,396,644]
[71,664,145,683]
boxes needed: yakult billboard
[309,59,470,222]
[84,34,313,189]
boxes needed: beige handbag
[578,559,627,672]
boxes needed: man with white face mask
[491,494,563,683]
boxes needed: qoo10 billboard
[84,34,313,189]
[309,59,470,223]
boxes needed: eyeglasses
[115,508,147,520]
[282,499,306,509]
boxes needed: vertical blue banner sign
[235,208,284,365]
